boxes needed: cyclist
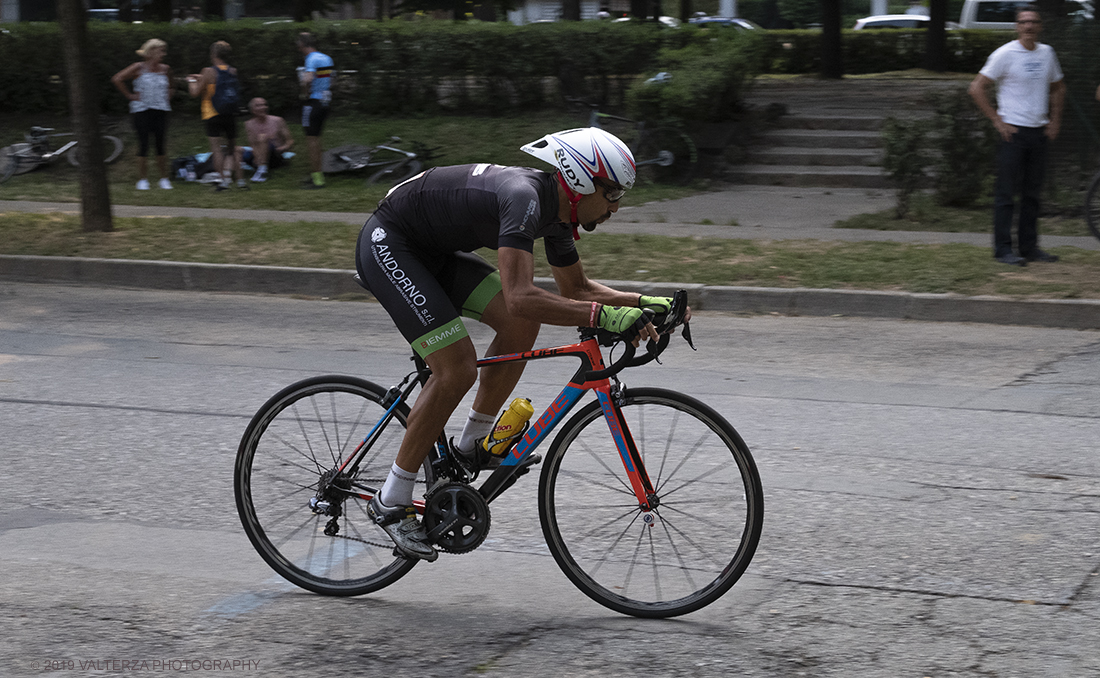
[357,127,682,561]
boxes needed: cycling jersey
[357,164,577,358]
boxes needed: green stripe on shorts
[412,318,469,358]
[461,270,502,322]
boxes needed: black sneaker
[1023,249,1059,263]
[995,253,1026,266]
[366,496,438,562]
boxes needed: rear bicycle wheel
[539,388,763,618]
[0,144,39,182]
[1086,171,1100,242]
[634,127,697,185]
[66,135,124,166]
[234,375,432,596]
[366,160,422,187]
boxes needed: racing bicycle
[0,126,124,183]
[566,96,698,185]
[321,137,439,187]
[234,290,764,618]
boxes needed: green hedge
[761,28,1012,75]
[0,20,1014,121]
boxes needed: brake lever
[682,321,696,351]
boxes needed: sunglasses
[595,180,627,202]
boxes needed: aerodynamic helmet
[521,127,636,195]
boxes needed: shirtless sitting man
[242,97,294,183]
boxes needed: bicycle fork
[595,380,659,511]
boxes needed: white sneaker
[251,168,267,183]
[136,179,150,191]
[158,178,172,190]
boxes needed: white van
[959,0,1093,29]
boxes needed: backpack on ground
[211,66,240,116]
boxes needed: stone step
[761,129,883,149]
[749,147,882,167]
[775,115,885,132]
[728,164,894,189]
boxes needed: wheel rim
[542,393,762,616]
[237,380,424,594]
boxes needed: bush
[927,88,997,207]
[881,116,931,218]
[625,31,766,123]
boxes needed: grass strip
[3,212,1098,300]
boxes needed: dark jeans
[993,126,1048,258]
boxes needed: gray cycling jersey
[374,163,579,268]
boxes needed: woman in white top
[112,38,174,190]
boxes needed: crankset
[422,482,490,554]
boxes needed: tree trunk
[206,0,225,19]
[148,0,172,21]
[562,0,581,20]
[119,0,133,22]
[680,0,692,23]
[820,0,842,78]
[57,0,112,233]
[631,0,647,19]
[923,0,947,72]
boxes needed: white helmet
[521,127,636,195]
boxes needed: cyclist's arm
[498,247,596,326]
[187,68,212,97]
[551,258,647,307]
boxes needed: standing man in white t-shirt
[968,5,1065,267]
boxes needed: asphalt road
[1,282,1099,677]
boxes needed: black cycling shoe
[366,496,438,562]
[1022,249,1059,263]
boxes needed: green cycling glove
[597,305,646,334]
[638,295,672,316]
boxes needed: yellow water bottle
[482,398,535,457]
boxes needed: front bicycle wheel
[66,135,124,166]
[539,388,763,618]
[321,144,373,173]
[1086,171,1100,242]
[235,375,430,597]
[634,127,697,185]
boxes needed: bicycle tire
[1086,171,1100,242]
[634,127,697,185]
[366,160,423,187]
[0,146,18,183]
[66,135,124,166]
[235,375,432,597]
[538,388,763,618]
[322,144,373,173]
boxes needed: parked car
[687,16,763,30]
[853,14,931,29]
[957,0,1092,29]
[612,15,682,28]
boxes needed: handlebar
[582,289,693,382]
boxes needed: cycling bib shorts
[356,215,501,358]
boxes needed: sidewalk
[2,194,1099,329]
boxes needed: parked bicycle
[1086,169,1100,241]
[0,126,124,184]
[566,96,698,185]
[321,136,440,187]
[234,290,764,618]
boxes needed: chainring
[422,482,491,554]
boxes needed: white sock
[457,408,497,452]
[379,462,418,508]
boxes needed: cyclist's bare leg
[207,136,224,179]
[307,136,322,174]
[471,292,540,416]
[393,337,478,476]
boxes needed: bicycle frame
[333,330,657,512]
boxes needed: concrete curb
[3,254,1099,330]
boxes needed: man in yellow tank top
[187,40,245,191]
